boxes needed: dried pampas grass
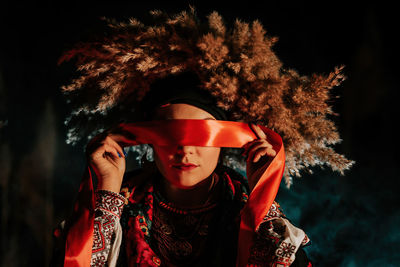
[60,7,354,186]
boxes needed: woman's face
[152,103,221,189]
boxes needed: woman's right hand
[86,133,127,193]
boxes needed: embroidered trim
[91,213,118,264]
[91,190,126,265]
[248,206,311,266]
[95,190,126,218]
[92,221,105,252]
[263,201,285,221]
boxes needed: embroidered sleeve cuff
[95,190,126,218]
[263,201,285,221]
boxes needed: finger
[242,139,259,153]
[243,140,273,156]
[241,141,253,153]
[253,148,268,163]
[242,141,254,150]
[90,141,121,161]
[243,141,270,157]
[104,143,122,160]
[109,133,138,147]
[252,147,276,162]
[104,136,125,158]
[250,124,267,140]
[86,141,103,158]
[266,147,276,157]
[109,126,137,143]
[247,145,268,163]
[86,132,108,155]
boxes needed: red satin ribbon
[63,120,285,267]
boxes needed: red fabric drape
[63,120,285,267]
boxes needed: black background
[1,1,399,266]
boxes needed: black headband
[141,72,227,120]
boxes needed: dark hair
[139,72,227,121]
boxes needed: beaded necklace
[151,175,221,265]
[153,173,219,215]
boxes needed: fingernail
[123,149,127,157]
[117,152,122,158]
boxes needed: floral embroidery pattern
[276,241,296,258]
[91,190,126,264]
[248,202,311,266]
[95,190,125,217]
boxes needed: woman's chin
[172,180,200,190]
[168,176,206,190]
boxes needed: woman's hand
[86,132,128,193]
[242,124,276,190]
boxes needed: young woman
[54,8,352,266]
[80,72,310,266]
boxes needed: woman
[54,8,353,266]
[81,72,310,266]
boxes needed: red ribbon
[63,120,285,266]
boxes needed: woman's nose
[176,145,195,155]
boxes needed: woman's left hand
[242,124,276,191]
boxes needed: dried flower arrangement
[59,7,354,186]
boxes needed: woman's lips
[172,163,199,171]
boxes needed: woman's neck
[157,173,219,209]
